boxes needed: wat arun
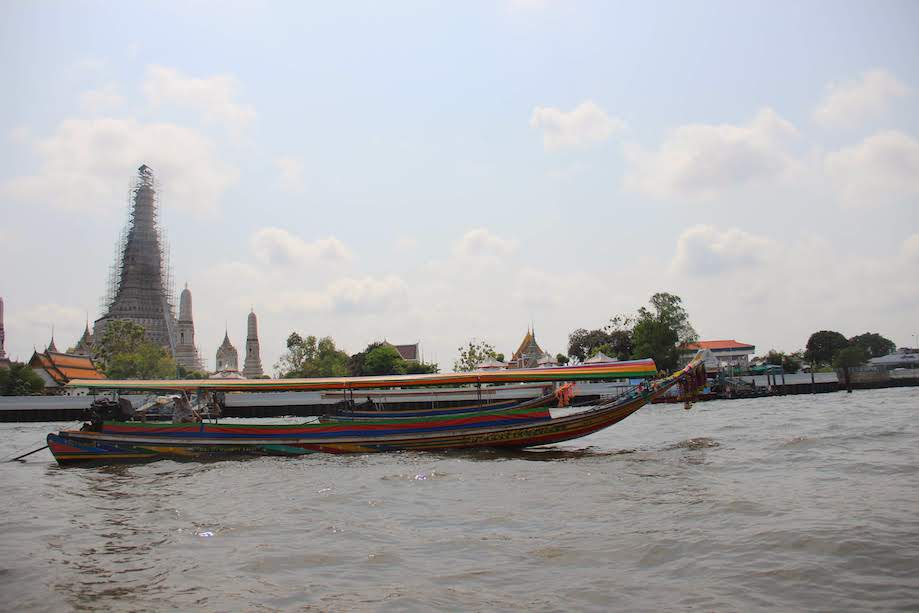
[94,165,201,370]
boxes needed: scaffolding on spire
[94,165,179,356]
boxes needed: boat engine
[83,397,136,430]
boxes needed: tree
[276,333,349,378]
[849,332,895,359]
[631,292,697,371]
[833,346,868,368]
[93,319,147,370]
[404,361,439,374]
[495,353,505,363]
[0,362,45,395]
[555,353,569,365]
[833,345,868,394]
[347,341,385,376]
[363,345,407,375]
[177,364,208,379]
[106,343,177,379]
[454,339,497,372]
[92,320,177,379]
[765,350,802,374]
[804,330,849,366]
[567,328,613,363]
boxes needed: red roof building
[29,350,106,390]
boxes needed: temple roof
[393,343,418,361]
[30,350,106,385]
[512,329,544,361]
[218,332,237,353]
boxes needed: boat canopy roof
[66,358,658,392]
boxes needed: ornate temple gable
[509,328,551,369]
[73,322,94,357]
[216,331,239,372]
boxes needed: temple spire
[94,164,178,356]
[0,296,6,360]
[243,309,264,378]
[47,325,58,353]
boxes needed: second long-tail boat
[47,355,706,466]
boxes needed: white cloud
[453,228,519,258]
[903,234,919,262]
[326,275,409,313]
[815,69,910,127]
[624,108,799,200]
[395,237,419,253]
[273,275,409,315]
[143,65,256,131]
[824,130,919,207]
[2,118,238,214]
[530,100,624,152]
[671,225,776,276]
[250,227,352,268]
[275,156,306,193]
[79,84,125,114]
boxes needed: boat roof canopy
[66,359,658,392]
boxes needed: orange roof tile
[31,351,105,384]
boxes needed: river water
[1,388,917,612]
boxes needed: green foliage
[765,350,802,374]
[0,362,45,395]
[105,343,177,379]
[568,328,613,363]
[454,339,497,372]
[176,364,208,379]
[555,353,569,365]
[848,332,895,359]
[92,320,177,379]
[568,315,634,363]
[833,345,868,369]
[347,341,437,375]
[363,345,407,376]
[495,353,505,363]
[804,330,849,366]
[93,319,147,370]
[276,333,349,378]
[404,361,439,374]
[347,341,385,376]
[631,293,697,371]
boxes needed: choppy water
[1,388,918,612]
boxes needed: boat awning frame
[66,359,658,393]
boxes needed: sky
[1,0,918,372]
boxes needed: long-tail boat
[47,356,706,466]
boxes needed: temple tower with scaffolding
[174,285,202,371]
[243,309,264,378]
[94,165,178,354]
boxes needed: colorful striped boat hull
[48,359,706,466]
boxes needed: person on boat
[172,392,201,423]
